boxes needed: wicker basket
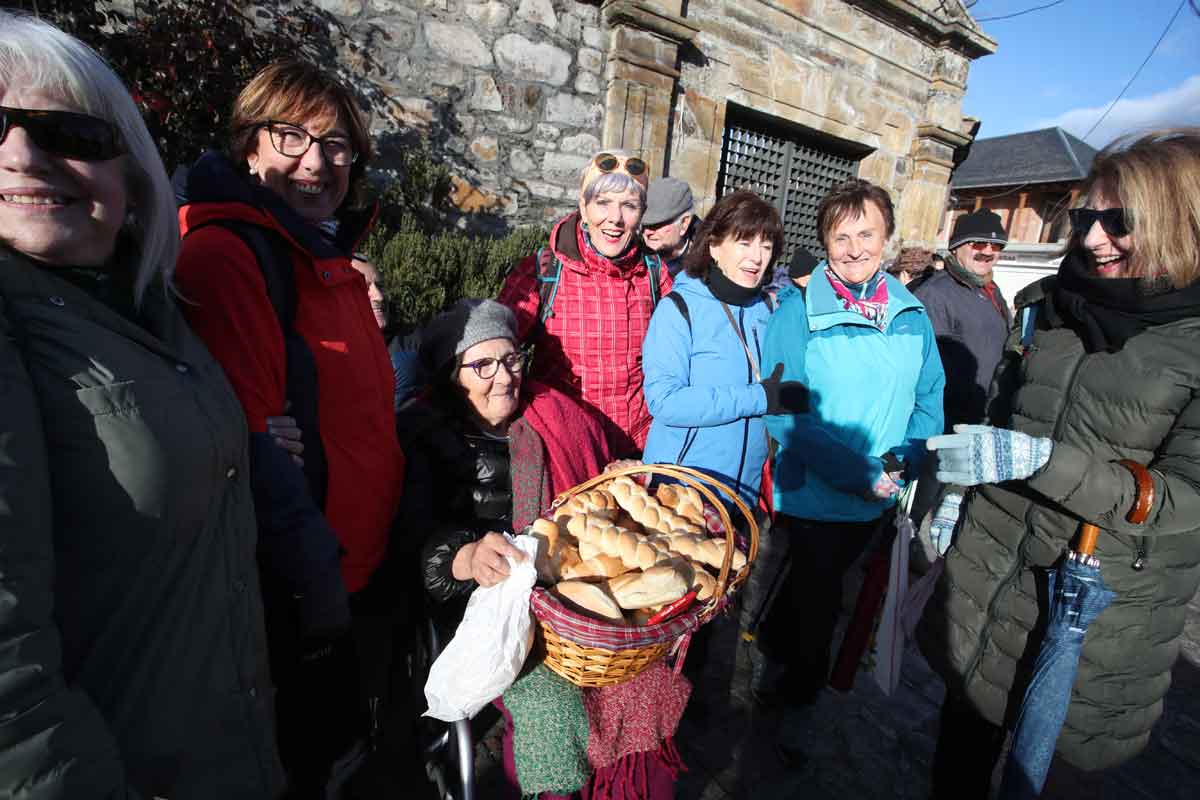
[533,463,759,687]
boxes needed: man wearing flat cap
[641,177,699,278]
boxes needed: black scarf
[706,265,762,307]
[1051,247,1200,353]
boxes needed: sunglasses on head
[1068,207,1132,239]
[967,240,1005,253]
[593,152,647,177]
[0,105,125,162]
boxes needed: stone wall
[314,0,611,229]
[312,0,994,245]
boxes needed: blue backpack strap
[644,254,662,306]
[1020,304,1038,353]
[536,246,563,325]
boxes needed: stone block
[424,21,493,68]
[577,47,603,75]
[545,93,604,127]
[313,0,361,15]
[486,115,535,134]
[571,1,599,25]
[678,90,722,144]
[727,50,772,98]
[465,0,512,27]
[576,72,601,94]
[470,134,499,162]
[494,34,572,86]
[448,174,513,214]
[517,0,557,30]
[370,0,419,13]
[560,14,582,41]
[387,96,436,130]
[509,147,537,176]
[469,75,504,111]
[535,123,559,149]
[426,61,467,87]
[523,179,566,200]
[582,25,605,49]
[560,132,600,155]
[542,151,591,185]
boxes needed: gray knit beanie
[419,298,517,374]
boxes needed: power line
[1082,0,1188,142]
[975,0,1069,22]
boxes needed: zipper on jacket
[1132,537,1148,570]
[733,306,752,495]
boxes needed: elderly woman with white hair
[0,13,282,797]
[497,151,671,458]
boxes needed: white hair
[0,11,178,307]
[579,149,648,207]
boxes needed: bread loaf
[655,483,707,527]
[555,580,625,623]
[607,476,704,538]
[567,513,673,571]
[529,518,560,583]
[653,531,747,571]
[560,554,629,580]
[554,489,619,522]
[606,563,690,610]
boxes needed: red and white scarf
[826,269,889,330]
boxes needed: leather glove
[927,424,1053,486]
[929,491,964,556]
[761,363,809,415]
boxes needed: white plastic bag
[423,533,539,722]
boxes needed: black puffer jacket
[920,274,1200,770]
[398,401,513,610]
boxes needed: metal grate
[718,118,859,261]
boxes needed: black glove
[760,363,809,415]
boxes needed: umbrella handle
[1076,461,1155,557]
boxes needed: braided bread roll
[560,553,628,580]
[655,483,707,528]
[568,513,673,571]
[606,476,703,537]
[555,489,619,522]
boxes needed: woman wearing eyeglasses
[0,14,283,797]
[173,59,406,795]
[920,129,1200,795]
[497,150,671,459]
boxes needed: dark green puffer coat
[920,276,1200,770]
[0,248,284,798]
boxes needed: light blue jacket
[642,273,773,507]
[762,265,945,522]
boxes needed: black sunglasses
[0,105,124,161]
[1068,207,1132,239]
[594,152,647,177]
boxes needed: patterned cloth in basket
[531,587,702,650]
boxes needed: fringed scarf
[826,268,890,330]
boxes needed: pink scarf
[826,269,890,330]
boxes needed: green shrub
[364,217,547,330]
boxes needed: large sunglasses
[258,121,358,167]
[459,351,527,380]
[0,105,124,161]
[967,240,1005,253]
[1069,207,1132,239]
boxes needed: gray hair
[0,11,178,307]
[579,149,647,207]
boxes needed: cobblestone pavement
[471,527,1200,799]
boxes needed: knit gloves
[929,492,964,556]
[761,363,809,415]
[927,424,1053,486]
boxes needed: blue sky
[962,0,1200,145]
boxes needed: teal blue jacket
[762,266,945,522]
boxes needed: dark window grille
[717,109,863,261]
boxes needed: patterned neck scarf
[826,268,889,330]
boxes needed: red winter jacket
[174,153,403,594]
[497,213,671,457]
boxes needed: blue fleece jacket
[642,274,772,507]
[762,265,945,522]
